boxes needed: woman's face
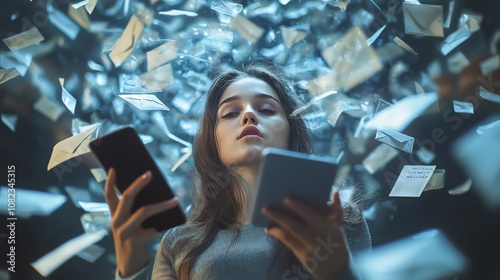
[215,77,290,167]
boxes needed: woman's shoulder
[161,223,193,247]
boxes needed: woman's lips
[238,126,264,139]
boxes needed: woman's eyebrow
[217,93,281,110]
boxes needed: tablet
[250,147,338,227]
[89,126,186,232]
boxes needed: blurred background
[1,0,499,279]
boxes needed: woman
[105,58,371,279]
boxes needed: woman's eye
[221,112,238,119]
[260,108,276,115]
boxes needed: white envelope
[439,26,472,55]
[230,15,264,44]
[375,128,415,154]
[47,124,100,170]
[0,68,20,85]
[479,87,500,104]
[452,100,474,114]
[146,41,177,71]
[2,26,45,51]
[119,94,170,110]
[109,15,144,67]
[403,2,444,37]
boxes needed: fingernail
[143,170,151,178]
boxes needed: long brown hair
[170,58,312,279]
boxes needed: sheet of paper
[109,15,144,67]
[375,128,415,154]
[447,52,469,74]
[366,25,386,46]
[2,27,45,51]
[0,187,67,218]
[321,26,383,91]
[159,10,198,17]
[355,229,468,280]
[0,50,32,76]
[31,229,108,277]
[280,25,309,48]
[423,169,445,191]
[230,15,264,44]
[453,100,474,114]
[479,87,500,104]
[1,114,18,132]
[47,124,100,170]
[146,41,177,71]
[68,4,90,29]
[47,5,81,40]
[59,78,77,114]
[389,165,436,197]
[0,68,20,85]
[76,244,105,263]
[90,168,107,183]
[211,0,243,17]
[365,92,438,132]
[403,2,444,37]
[439,26,472,55]
[393,36,417,55]
[86,0,98,14]
[453,116,500,209]
[119,94,170,110]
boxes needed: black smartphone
[89,126,186,232]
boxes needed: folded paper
[375,128,415,154]
[423,169,445,191]
[453,100,474,114]
[2,26,45,51]
[47,124,100,170]
[119,94,170,110]
[0,68,20,85]
[109,15,144,67]
[403,2,444,37]
[31,229,108,277]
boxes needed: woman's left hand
[262,191,349,280]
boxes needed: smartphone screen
[89,126,186,231]
[251,148,337,227]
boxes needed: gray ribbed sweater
[151,219,371,280]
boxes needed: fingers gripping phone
[250,148,338,228]
[89,126,186,232]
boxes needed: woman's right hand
[104,168,180,278]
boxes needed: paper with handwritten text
[389,165,436,197]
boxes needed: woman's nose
[241,108,258,125]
